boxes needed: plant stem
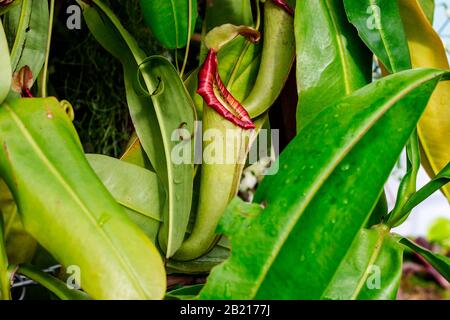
[180,0,192,78]
[39,0,55,98]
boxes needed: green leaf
[0,98,166,299]
[4,0,49,87]
[343,0,411,73]
[167,245,230,275]
[0,180,37,265]
[86,154,164,222]
[139,0,197,49]
[0,214,10,300]
[0,21,11,104]
[123,207,160,244]
[323,226,403,300]
[390,162,450,226]
[166,284,203,300]
[17,264,91,300]
[120,134,154,170]
[295,0,372,131]
[200,68,450,299]
[399,237,450,281]
[86,154,162,244]
[80,2,163,177]
[138,57,196,257]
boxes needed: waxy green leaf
[343,0,411,73]
[0,214,9,300]
[86,154,164,222]
[399,237,450,281]
[17,264,91,300]
[323,226,403,300]
[0,180,37,265]
[139,0,197,49]
[200,68,450,299]
[0,98,166,299]
[0,21,11,104]
[295,0,372,131]
[388,162,450,227]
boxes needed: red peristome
[197,49,255,130]
[272,0,294,16]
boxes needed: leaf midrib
[324,0,352,94]
[369,0,397,72]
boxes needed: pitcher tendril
[197,49,255,129]
[272,0,294,16]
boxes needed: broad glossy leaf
[139,0,197,49]
[295,0,372,131]
[0,21,11,103]
[0,180,37,264]
[17,264,91,300]
[343,0,411,73]
[0,98,166,299]
[86,154,164,222]
[399,237,450,281]
[323,227,403,300]
[399,0,450,200]
[138,57,195,257]
[204,0,252,33]
[79,0,164,174]
[4,0,49,87]
[123,207,160,244]
[200,69,450,299]
[87,154,162,244]
[166,284,203,300]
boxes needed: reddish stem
[197,49,255,129]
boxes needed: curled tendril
[272,0,294,16]
[59,100,75,121]
[197,49,255,130]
